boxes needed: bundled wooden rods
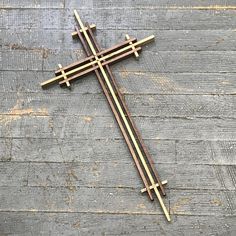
[41,10,171,222]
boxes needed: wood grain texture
[1,71,235,95]
[1,138,235,165]
[65,0,236,9]
[1,9,235,30]
[3,29,236,51]
[0,186,235,216]
[1,0,236,234]
[0,93,235,118]
[3,49,236,73]
[0,116,235,140]
[1,162,235,190]
[0,213,235,236]
[0,0,64,8]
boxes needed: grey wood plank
[0,0,64,8]
[3,49,236,73]
[26,162,236,190]
[2,29,236,51]
[1,138,235,165]
[1,9,235,30]
[177,140,236,165]
[0,186,235,216]
[2,50,43,71]
[0,138,175,163]
[66,0,236,9]
[0,93,235,118]
[0,162,28,187]
[0,213,235,236]
[0,116,235,141]
[1,162,234,191]
[1,71,235,95]
[43,50,236,73]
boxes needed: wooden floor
[1,1,236,235]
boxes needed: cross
[41,10,171,222]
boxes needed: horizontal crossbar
[59,46,141,85]
[41,35,154,88]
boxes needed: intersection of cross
[41,10,171,222]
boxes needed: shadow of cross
[40,10,170,222]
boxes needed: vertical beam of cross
[41,10,171,222]
[73,10,170,222]
[75,24,155,201]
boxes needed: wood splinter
[41,10,171,222]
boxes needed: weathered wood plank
[2,29,236,51]
[43,50,236,73]
[0,116,235,141]
[1,9,235,30]
[177,140,236,165]
[1,71,235,95]
[3,49,236,73]
[0,213,235,236]
[1,138,235,165]
[0,138,175,163]
[1,162,235,191]
[0,0,64,8]
[2,50,43,71]
[0,93,235,118]
[0,186,234,216]
[66,0,236,9]
[0,162,28,187]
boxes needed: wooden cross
[41,10,171,222]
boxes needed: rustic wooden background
[0,0,236,235]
